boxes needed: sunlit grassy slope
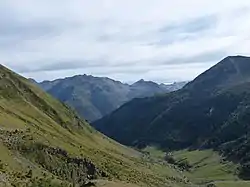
[173,149,238,183]
[0,65,191,186]
[213,181,250,187]
[143,145,250,187]
[173,149,250,186]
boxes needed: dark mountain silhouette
[94,56,250,179]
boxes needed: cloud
[1,0,250,83]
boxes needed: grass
[173,149,239,184]
[213,181,250,187]
[142,146,166,159]
[94,180,140,187]
[142,146,250,186]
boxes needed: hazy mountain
[161,81,188,91]
[0,64,189,187]
[38,75,186,121]
[94,56,250,179]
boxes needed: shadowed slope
[94,56,250,179]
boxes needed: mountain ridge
[38,74,187,121]
[183,55,250,95]
[93,55,250,179]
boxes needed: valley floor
[93,180,140,187]
[142,146,250,187]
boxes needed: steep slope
[94,56,250,178]
[39,75,186,122]
[0,65,190,187]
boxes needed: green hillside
[143,146,250,187]
[0,64,190,187]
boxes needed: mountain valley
[2,56,250,187]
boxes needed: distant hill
[38,75,186,121]
[94,56,250,179]
[0,64,189,187]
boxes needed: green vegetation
[94,180,140,187]
[143,146,250,187]
[172,149,238,184]
[0,65,192,186]
[213,181,250,187]
[142,146,166,159]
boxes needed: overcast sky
[1,0,250,83]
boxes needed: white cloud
[1,0,250,83]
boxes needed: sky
[1,0,250,83]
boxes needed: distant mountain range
[94,56,250,179]
[37,75,187,121]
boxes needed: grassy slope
[173,150,250,187]
[214,181,250,187]
[173,150,237,183]
[142,146,250,187]
[0,65,190,187]
[94,180,140,187]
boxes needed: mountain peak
[184,55,250,94]
[132,79,158,86]
[224,55,250,59]
[138,79,145,82]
